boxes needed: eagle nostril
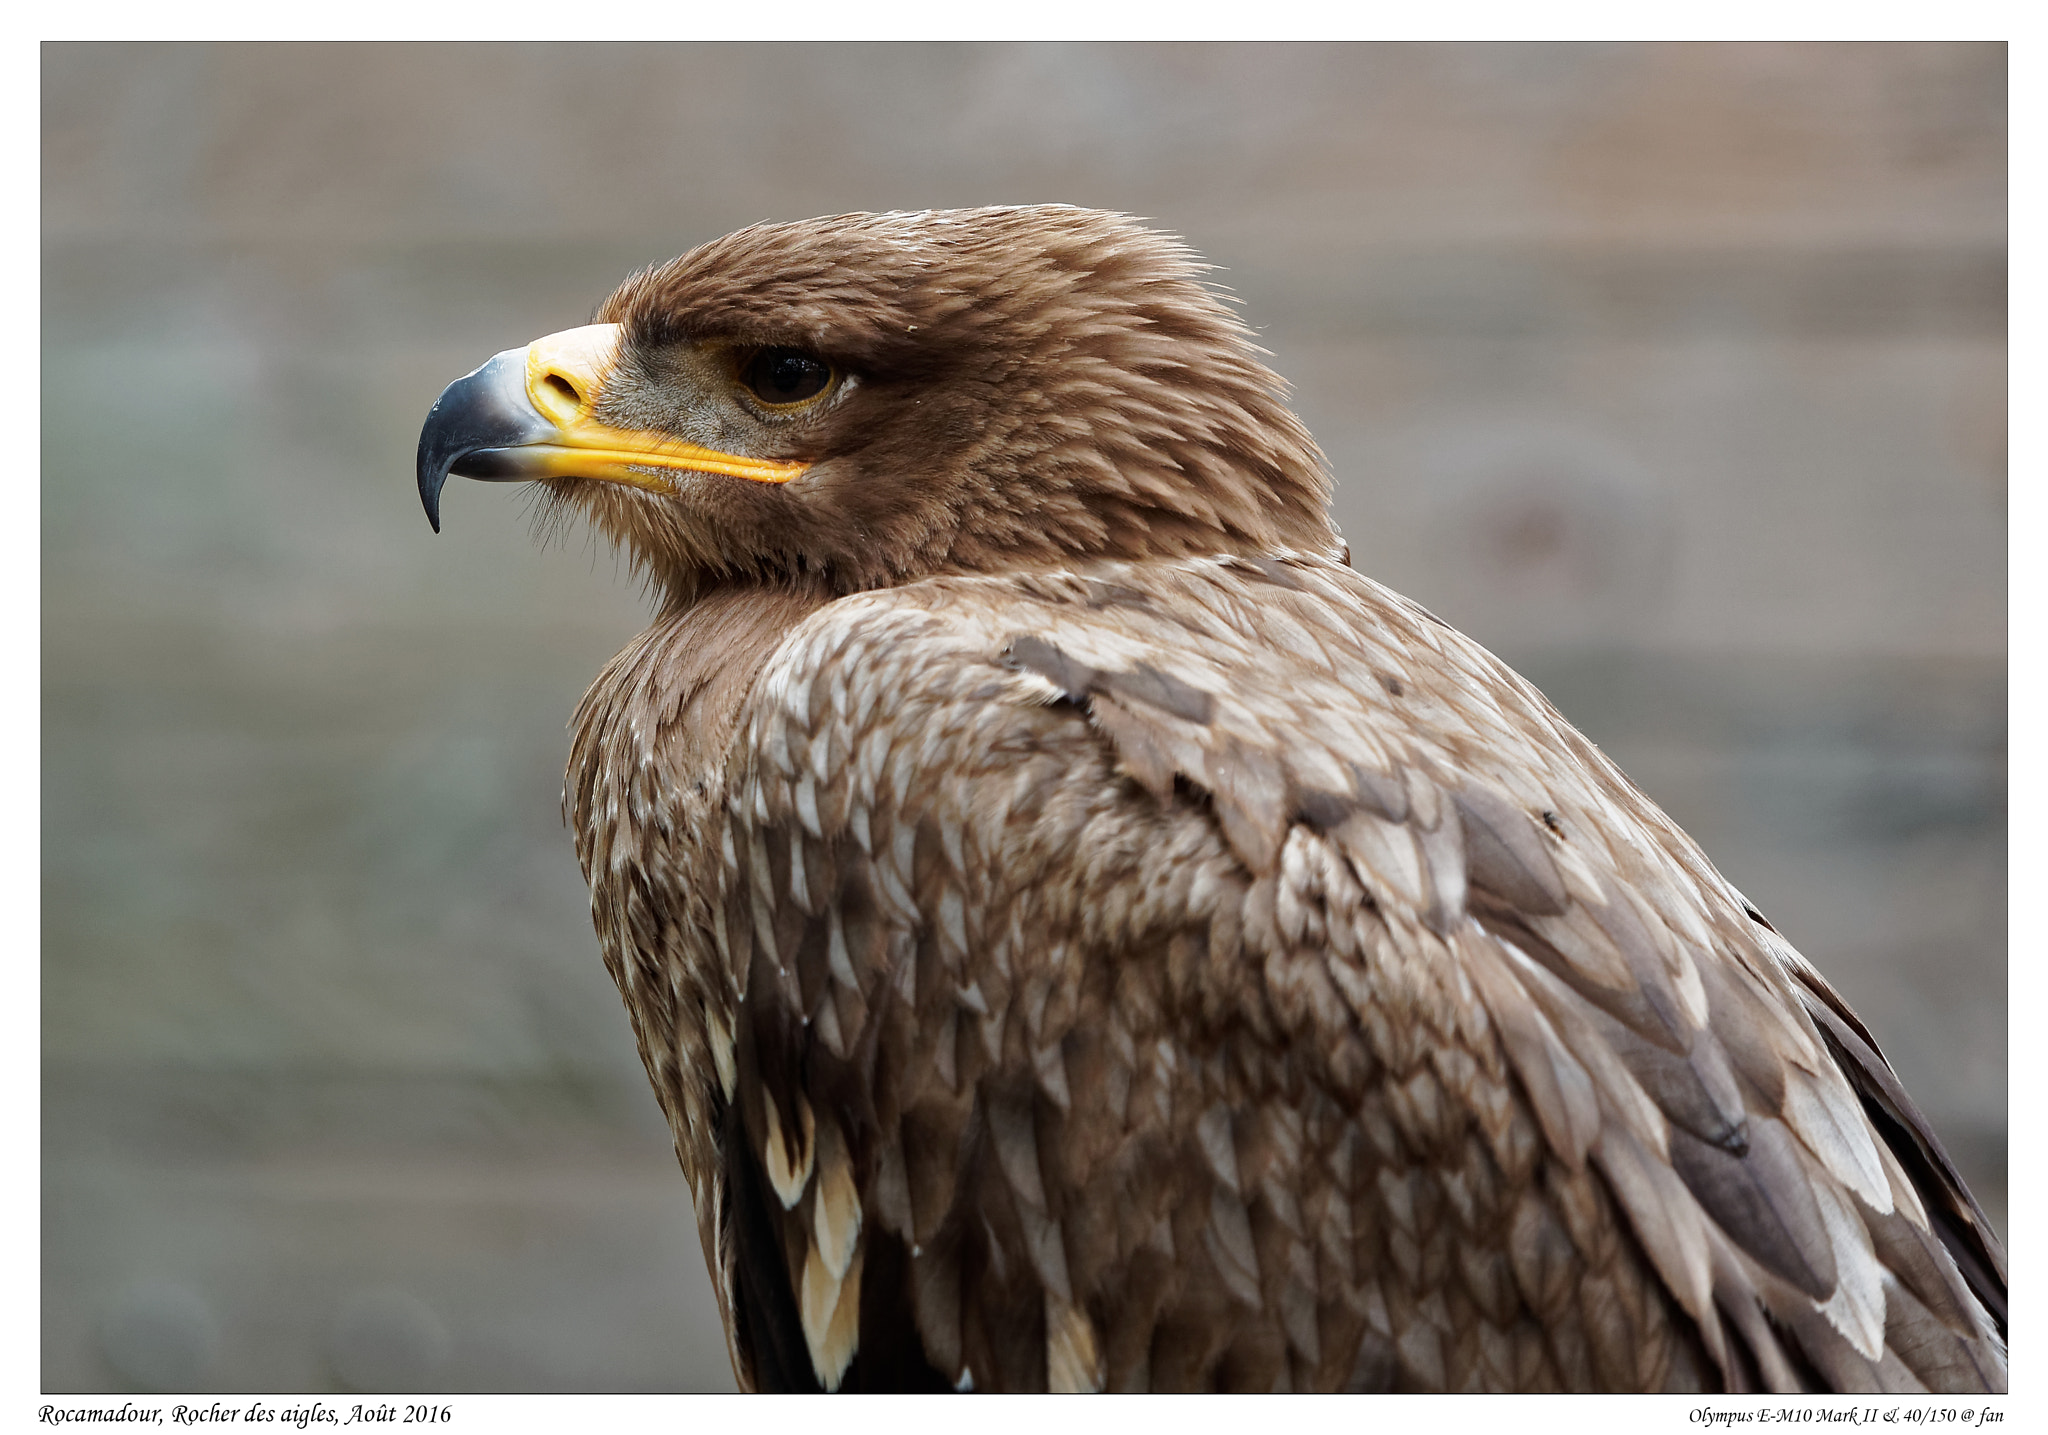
[542,372,584,409]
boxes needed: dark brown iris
[740,347,833,407]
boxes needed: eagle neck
[563,584,834,1186]
[568,582,835,877]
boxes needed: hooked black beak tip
[418,454,447,534]
[414,348,550,534]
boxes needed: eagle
[415,206,2006,1393]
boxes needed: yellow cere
[522,323,813,489]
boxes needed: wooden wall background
[42,42,2005,1392]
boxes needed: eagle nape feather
[415,206,2005,1394]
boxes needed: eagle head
[417,206,1340,596]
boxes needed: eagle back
[574,551,2006,1394]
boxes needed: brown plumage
[416,206,2006,1392]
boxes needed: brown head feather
[556,206,1339,600]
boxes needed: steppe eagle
[415,206,2006,1393]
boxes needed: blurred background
[42,43,2005,1392]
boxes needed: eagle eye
[738,347,835,409]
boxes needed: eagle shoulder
[688,552,2004,1392]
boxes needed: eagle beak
[415,323,812,532]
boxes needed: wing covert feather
[588,552,2003,1392]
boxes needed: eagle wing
[695,551,2005,1393]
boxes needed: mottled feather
[572,553,2005,1392]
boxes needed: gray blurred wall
[42,43,2005,1392]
